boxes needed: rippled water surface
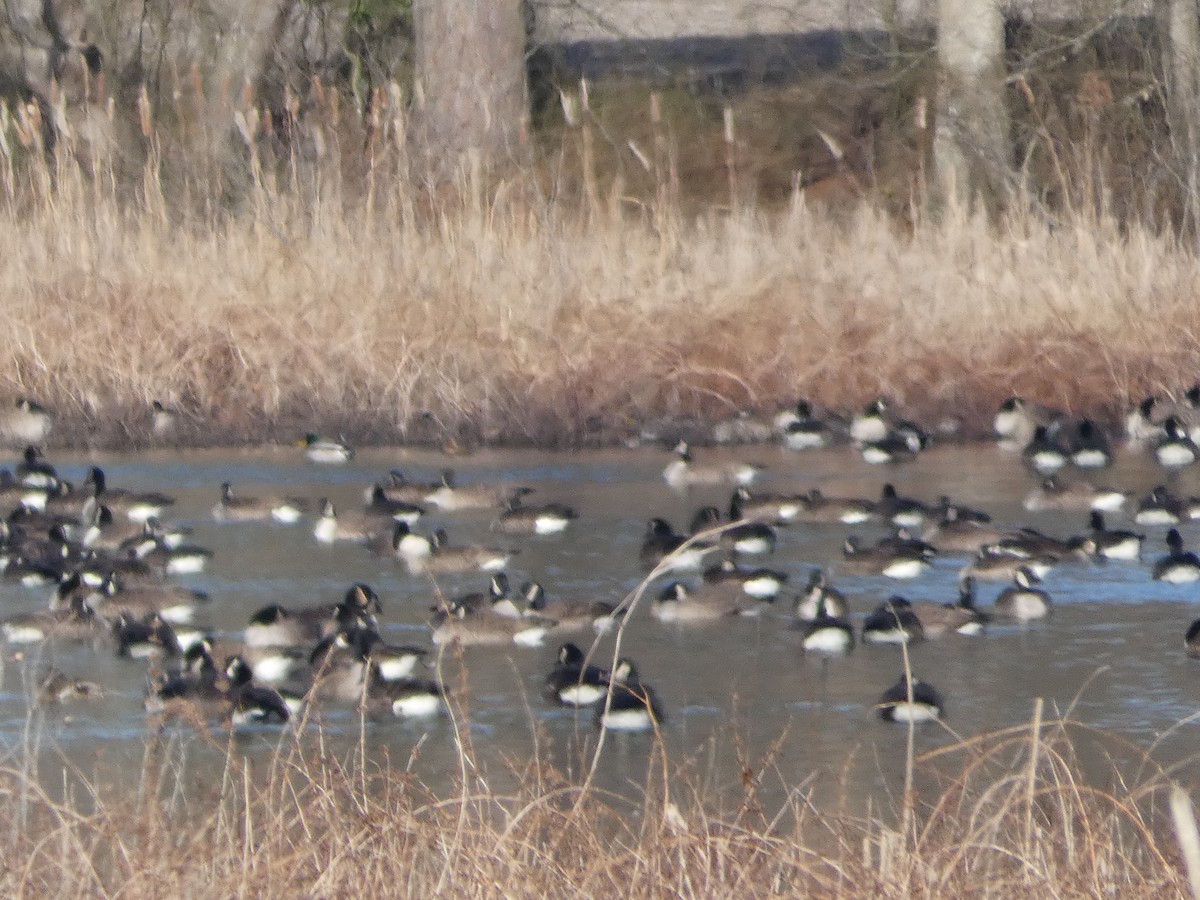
[5,441,1200,806]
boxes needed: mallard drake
[299,434,354,464]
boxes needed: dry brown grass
[0,702,1189,898]
[0,74,1199,449]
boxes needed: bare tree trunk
[933,0,1010,214]
[1158,0,1200,227]
[411,0,528,180]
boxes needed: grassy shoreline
[0,704,1190,897]
[7,186,1200,452]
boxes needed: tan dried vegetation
[0,68,1193,452]
[0,698,1189,897]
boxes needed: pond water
[3,440,1200,811]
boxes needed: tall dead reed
[0,76,1196,448]
[0,698,1188,897]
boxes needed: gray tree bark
[411,0,529,180]
[932,0,1010,213]
[1158,0,1200,222]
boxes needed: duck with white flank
[994,567,1053,621]
[299,434,353,464]
[1151,528,1200,583]
[595,658,665,732]
[877,674,945,723]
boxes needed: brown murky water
[5,441,1200,808]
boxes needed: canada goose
[430,573,518,621]
[84,467,175,523]
[15,446,58,490]
[994,397,1061,452]
[39,480,89,520]
[702,556,787,601]
[111,610,199,659]
[1022,425,1069,475]
[88,577,208,625]
[662,441,761,489]
[302,630,375,702]
[402,528,515,575]
[299,434,354,464]
[595,658,665,732]
[354,630,428,682]
[921,506,1007,554]
[37,669,102,704]
[212,482,305,524]
[373,675,446,719]
[994,567,1053,620]
[799,593,855,654]
[840,535,931,579]
[777,400,836,451]
[224,655,293,725]
[83,504,149,552]
[313,498,392,545]
[2,594,103,644]
[145,641,225,716]
[1155,417,1198,469]
[1135,485,1186,526]
[861,597,925,644]
[1023,476,1127,513]
[877,674,945,723]
[1085,511,1144,561]
[244,583,381,648]
[307,624,427,700]
[1151,528,1200,583]
[1068,419,1113,469]
[875,527,938,561]
[793,568,847,621]
[0,398,52,446]
[423,469,527,511]
[522,581,618,632]
[960,548,1055,583]
[430,602,554,647]
[494,494,578,535]
[638,517,719,573]
[364,470,438,505]
[795,488,875,525]
[0,468,48,511]
[689,506,776,556]
[728,486,805,524]
[984,527,1081,562]
[874,484,930,529]
[362,485,424,524]
[652,579,772,623]
[126,535,213,576]
[860,425,926,465]
[910,578,990,637]
[850,398,891,445]
[545,642,610,707]
[1125,396,1171,447]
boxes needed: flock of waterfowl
[5,384,1200,736]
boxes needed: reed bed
[0,701,1188,898]
[0,76,1197,449]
